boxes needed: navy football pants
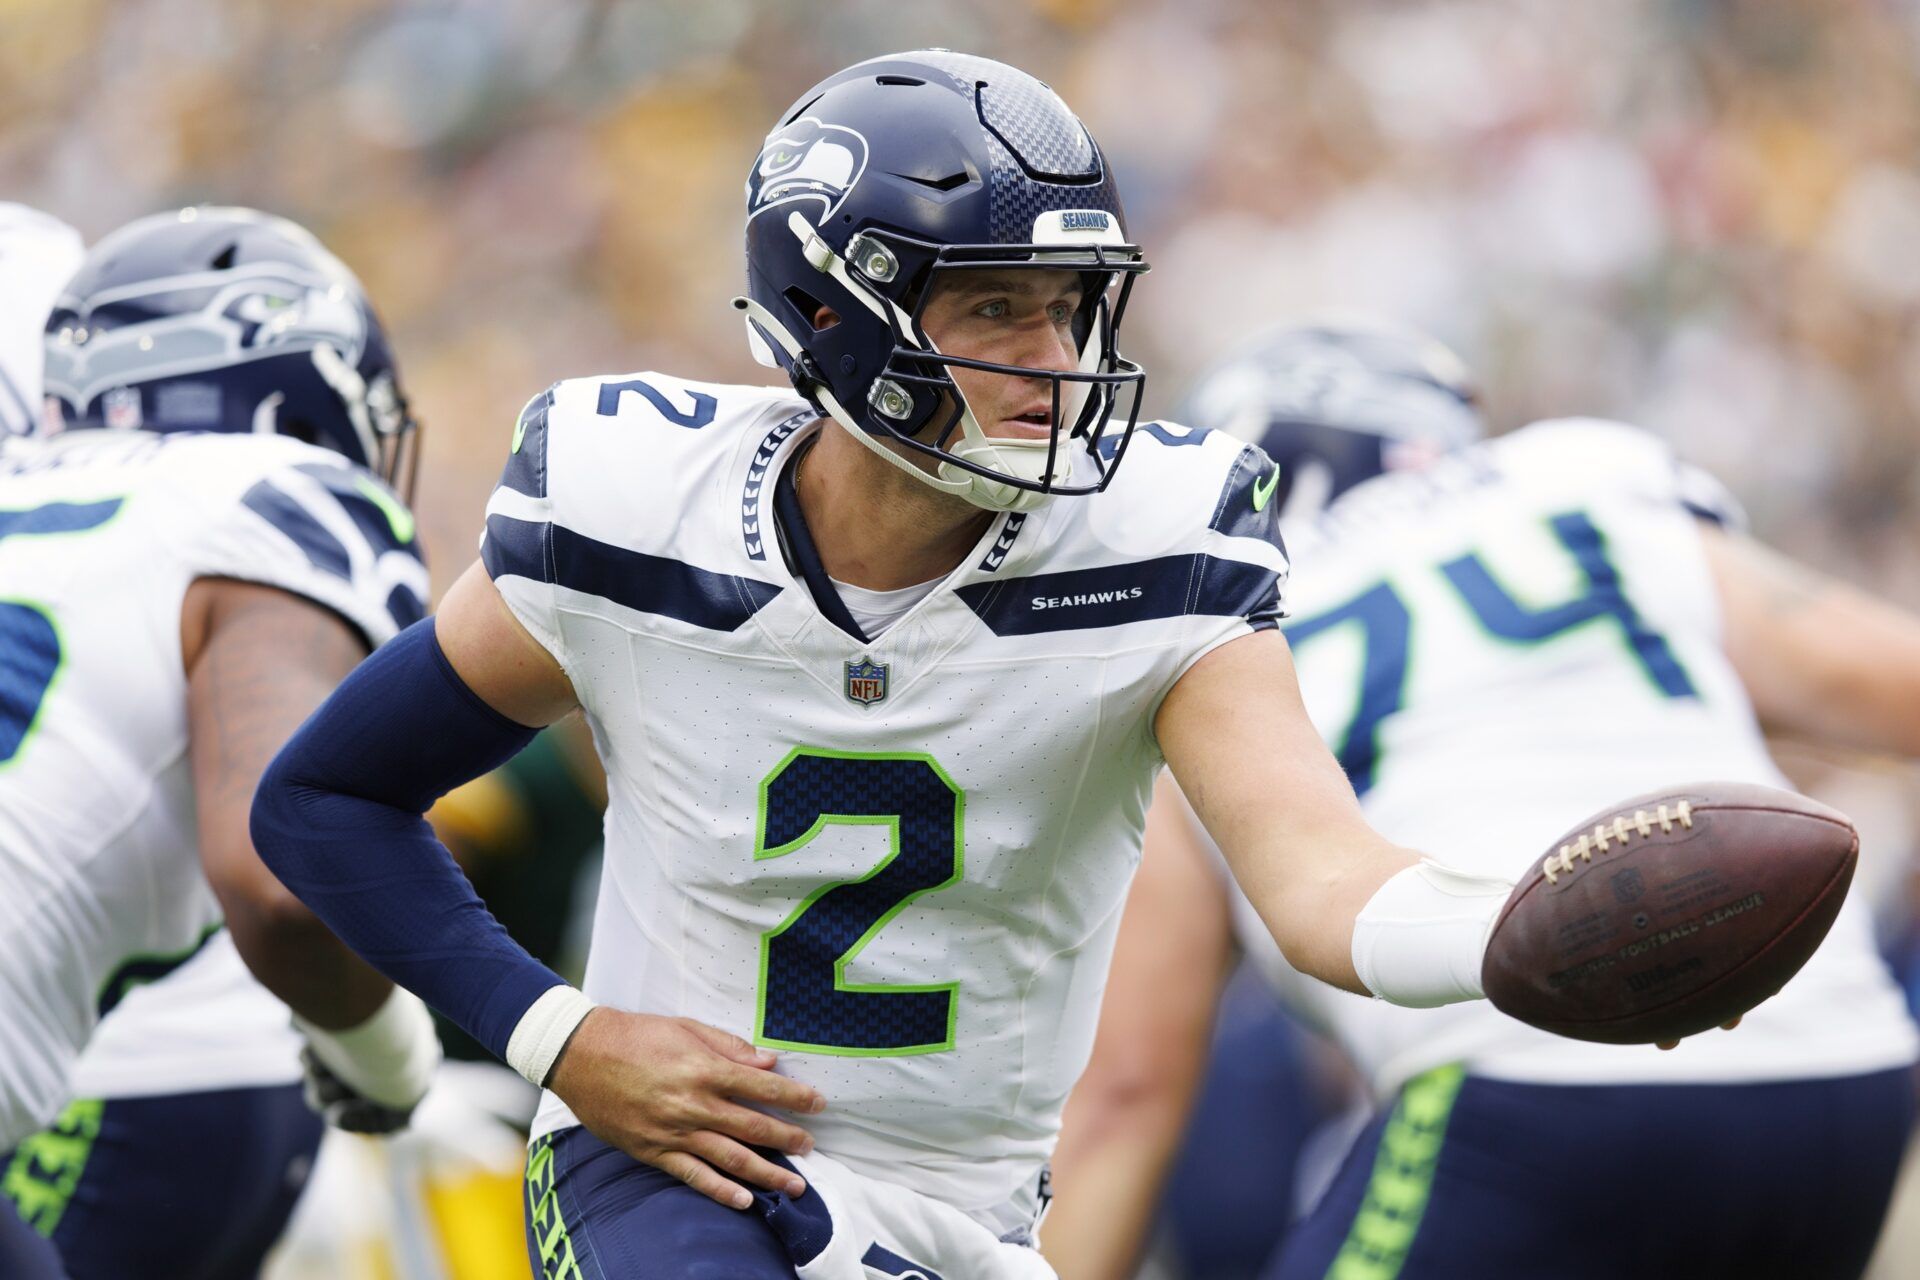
[1,1082,321,1280]
[524,1125,827,1280]
[0,1193,65,1279]
[1269,1065,1915,1280]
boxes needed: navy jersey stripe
[0,499,123,540]
[481,510,549,584]
[385,584,427,630]
[956,553,1281,636]
[483,513,783,632]
[242,481,352,581]
[292,463,423,563]
[499,389,554,499]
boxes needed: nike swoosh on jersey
[1251,465,1282,512]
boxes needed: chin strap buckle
[792,212,836,274]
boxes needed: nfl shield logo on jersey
[845,656,888,706]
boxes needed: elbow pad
[250,618,571,1070]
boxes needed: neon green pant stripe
[524,1134,587,1280]
[1325,1064,1467,1280]
[3,1098,105,1237]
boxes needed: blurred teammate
[0,207,440,1280]
[253,56,1751,1280]
[1048,324,1920,1280]
[0,205,82,437]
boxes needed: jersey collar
[772,434,871,644]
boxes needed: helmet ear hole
[210,243,238,270]
[783,287,836,332]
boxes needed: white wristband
[506,985,597,1088]
[1351,860,1512,1008]
[293,987,441,1110]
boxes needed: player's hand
[293,986,441,1134]
[1656,1015,1743,1051]
[299,1043,422,1133]
[546,1008,824,1210]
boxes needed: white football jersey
[0,205,83,436]
[0,429,427,1143]
[1230,417,1918,1094]
[481,373,1289,1225]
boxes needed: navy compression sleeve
[250,618,563,1061]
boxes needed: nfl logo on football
[844,656,888,706]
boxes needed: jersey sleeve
[478,384,570,667]
[1139,428,1294,704]
[182,441,430,650]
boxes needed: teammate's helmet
[736,51,1149,513]
[1182,322,1484,521]
[42,207,420,498]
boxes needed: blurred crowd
[5,0,1918,596]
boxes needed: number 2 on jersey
[1286,510,1696,796]
[0,500,124,765]
[755,748,963,1056]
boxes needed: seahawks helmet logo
[747,118,869,223]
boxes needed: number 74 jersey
[1258,416,1916,1092]
[481,373,1290,1221]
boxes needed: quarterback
[1048,325,1920,1280]
[0,208,441,1278]
[255,54,1740,1278]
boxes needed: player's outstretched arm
[1702,524,1920,757]
[1044,774,1235,1280]
[251,561,822,1208]
[1157,631,1507,1006]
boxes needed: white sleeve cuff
[506,985,597,1087]
[1351,860,1512,1008]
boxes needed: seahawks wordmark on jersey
[481,374,1287,1229]
[0,430,426,1143]
[1230,417,1916,1095]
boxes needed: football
[1482,782,1858,1045]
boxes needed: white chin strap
[937,434,1064,513]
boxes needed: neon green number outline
[753,746,964,1057]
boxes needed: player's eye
[975,299,1009,319]
[1048,301,1076,326]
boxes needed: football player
[0,207,441,1280]
[252,56,1763,1279]
[1046,324,1920,1280]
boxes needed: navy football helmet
[735,51,1149,512]
[42,207,419,498]
[1181,321,1484,521]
